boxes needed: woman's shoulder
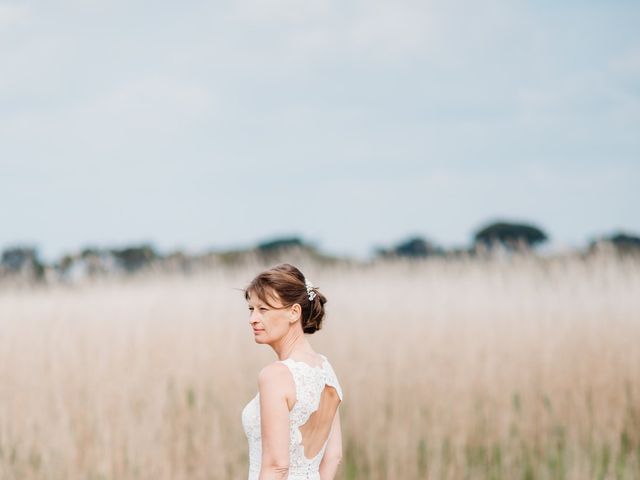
[257,361,296,400]
[258,361,291,384]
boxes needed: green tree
[109,243,157,272]
[375,235,444,259]
[1,245,45,279]
[473,221,548,250]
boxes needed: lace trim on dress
[241,353,344,479]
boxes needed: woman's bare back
[241,353,344,479]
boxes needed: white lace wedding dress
[241,353,344,480]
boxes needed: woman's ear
[290,303,301,323]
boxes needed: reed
[0,250,638,479]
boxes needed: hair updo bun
[243,263,327,334]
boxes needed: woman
[241,263,344,480]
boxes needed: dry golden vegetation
[0,250,639,480]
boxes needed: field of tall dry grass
[0,249,638,480]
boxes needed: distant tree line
[375,221,640,259]
[1,220,639,285]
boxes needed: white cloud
[345,1,437,58]
[0,3,30,27]
[91,77,214,117]
[231,0,330,24]
[226,0,440,63]
[609,45,640,77]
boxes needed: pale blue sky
[1,0,638,261]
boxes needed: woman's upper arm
[322,404,343,461]
[258,363,293,471]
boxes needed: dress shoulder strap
[320,355,343,401]
[279,354,343,401]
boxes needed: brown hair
[244,263,327,334]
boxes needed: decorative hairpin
[305,279,316,301]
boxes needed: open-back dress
[241,353,344,480]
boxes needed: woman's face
[247,290,295,344]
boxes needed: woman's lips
[253,329,264,333]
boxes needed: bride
[241,263,344,480]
